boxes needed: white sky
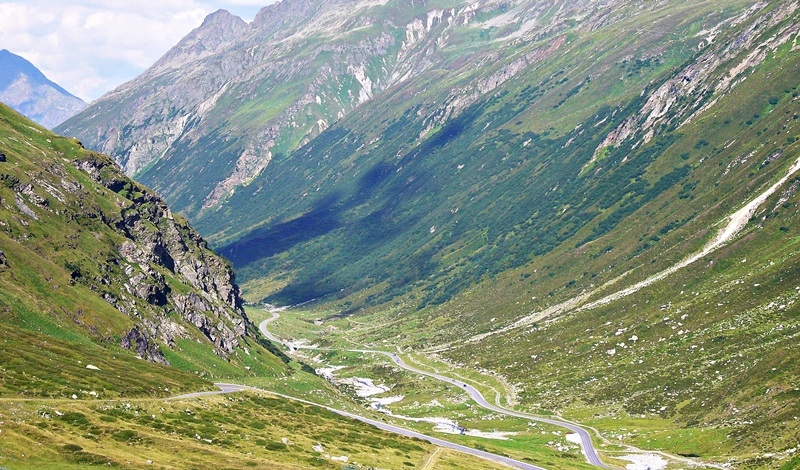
[0,0,275,102]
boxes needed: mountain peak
[0,50,49,90]
[142,9,248,77]
[0,49,86,128]
[202,8,247,29]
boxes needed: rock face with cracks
[73,153,248,361]
[0,110,250,365]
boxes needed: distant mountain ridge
[59,0,627,215]
[0,49,87,128]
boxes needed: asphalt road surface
[258,313,611,468]
[171,382,548,470]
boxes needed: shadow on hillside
[220,159,434,305]
[219,192,342,267]
[219,160,399,270]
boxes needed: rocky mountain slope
[57,0,662,217]
[55,0,800,466]
[0,101,254,368]
[0,49,87,128]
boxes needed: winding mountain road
[170,380,548,470]
[259,313,610,468]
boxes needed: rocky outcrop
[144,10,249,79]
[72,151,250,359]
[594,1,800,157]
[0,102,253,370]
[121,327,170,365]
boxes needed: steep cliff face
[0,103,249,363]
[593,1,800,157]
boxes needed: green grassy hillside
[0,101,278,377]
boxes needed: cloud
[0,0,273,101]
